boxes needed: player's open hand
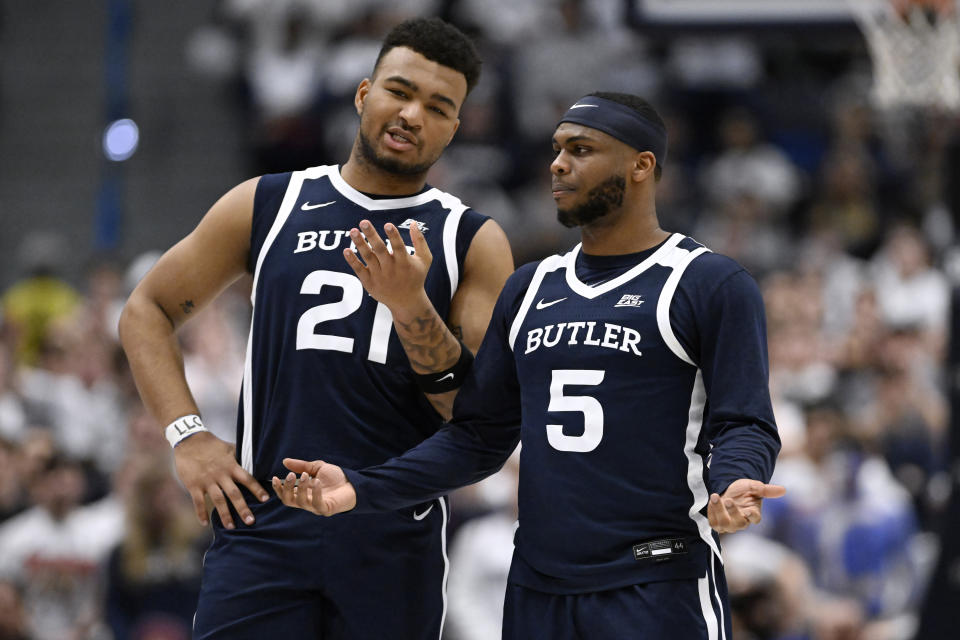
[173,431,269,529]
[708,478,785,534]
[271,458,357,517]
[343,220,432,312]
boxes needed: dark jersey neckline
[575,237,671,285]
[357,184,432,200]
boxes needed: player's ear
[631,151,657,183]
[445,118,461,147]
[355,78,371,115]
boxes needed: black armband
[414,340,475,394]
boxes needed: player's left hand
[271,458,357,517]
[708,478,785,534]
[343,219,432,314]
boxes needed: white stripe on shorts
[711,553,727,640]
[438,496,450,639]
[698,569,719,640]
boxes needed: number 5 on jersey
[547,369,605,452]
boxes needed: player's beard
[356,125,435,177]
[557,174,626,228]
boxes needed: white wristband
[165,414,208,448]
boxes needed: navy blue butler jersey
[346,233,780,595]
[193,165,491,639]
[241,164,487,478]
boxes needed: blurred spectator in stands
[653,109,703,236]
[763,402,924,629]
[104,457,208,640]
[829,93,876,151]
[765,272,837,407]
[694,107,802,276]
[15,430,54,492]
[0,439,26,524]
[723,533,812,640]
[243,4,327,174]
[446,450,519,640]
[829,286,884,374]
[0,454,124,640]
[869,223,949,355]
[913,113,955,243]
[0,578,30,640]
[513,0,655,146]
[695,191,795,277]
[0,347,25,444]
[451,0,551,47]
[18,323,125,483]
[809,596,867,640]
[122,251,161,303]
[851,325,946,524]
[793,229,868,349]
[180,296,245,443]
[0,232,79,367]
[662,34,764,170]
[806,147,882,259]
[768,320,836,406]
[123,406,170,460]
[78,257,126,343]
[701,107,803,216]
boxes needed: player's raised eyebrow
[384,75,458,109]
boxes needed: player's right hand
[343,219,433,313]
[271,458,357,517]
[173,431,269,528]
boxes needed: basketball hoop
[849,0,960,113]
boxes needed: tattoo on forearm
[180,300,195,314]
[395,312,461,373]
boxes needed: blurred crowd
[2,1,959,639]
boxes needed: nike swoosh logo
[436,372,455,383]
[536,297,567,310]
[301,201,336,210]
[413,504,434,520]
[569,104,598,109]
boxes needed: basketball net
[849,0,960,113]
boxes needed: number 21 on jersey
[295,269,393,364]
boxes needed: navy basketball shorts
[502,559,730,640]
[192,496,450,639]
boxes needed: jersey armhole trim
[442,207,465,299]
[656,246,710,366]
[250,168,324,304]
[508,255,566,351]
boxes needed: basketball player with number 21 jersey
[120,18,514,640]
[277,92,785,640]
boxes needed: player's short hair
[588,91,665,181]
[374,18,482,95]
